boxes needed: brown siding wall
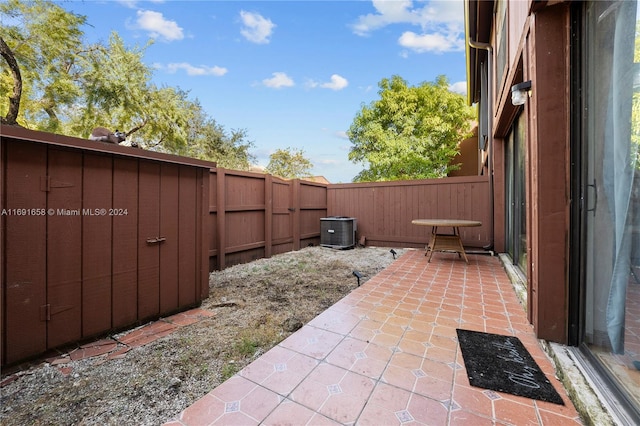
[526,5,571,343]
[449,127,480,177]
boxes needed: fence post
[292,179,301,250]
[265,174,273,258]
[199,169,210,299]
[216,168,226,270]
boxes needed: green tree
[71,33,154,139]
[348,75,475,182]
[0,0,255,168]
[180,102,256,170]
[265,147,313,179]
[72,33,197,152]
[0,0,86,130]
[0,36,21,125]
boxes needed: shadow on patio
[165,249,582,425]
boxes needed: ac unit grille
[320,217,357,249]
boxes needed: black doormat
[456,329,564,405]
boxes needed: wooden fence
[326,176,492,249]
[207,173,491,270]
[208,169,328,270]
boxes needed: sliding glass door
[505,112,527,274]
[575,0,640,417]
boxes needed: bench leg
[454,227,469,263]
[426,226,438,262]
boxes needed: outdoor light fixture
[511,80,532,106]
[390,249,397,259]
[353,270,363,286]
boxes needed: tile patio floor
[165,249,583,425]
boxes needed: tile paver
[167,249,583,425]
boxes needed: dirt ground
[0,245,405,425]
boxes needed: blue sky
[62,0,468,183]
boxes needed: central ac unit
[320,217,357,249]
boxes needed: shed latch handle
[146,237,167,244]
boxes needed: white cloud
[136,10,183,41]
[358,85,374,93]
[263,72,294,89]
[307,74,349,91]
[449,81,467,95]
[117,0,164,8]
[117,0,138,8]
[240,11,276,44]
[351,0,416,35]
[335,130,349,139]
[166,63,228,76]
[398,31,464,54]
[320,74,349,91]
[351,1,465,54]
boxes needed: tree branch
[0,36,23,126]
[125,119,148,137]
[43,105,59,127]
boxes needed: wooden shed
[1,126,213,366]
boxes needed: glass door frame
[505,111,527,275]
[568,2,640,422]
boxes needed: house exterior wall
[469,16,640,423]
[467,0,572,343]
[448,127,481,177]
[526,5,572,343]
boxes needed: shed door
[46,149,83,348]
[138,161,161,320]
[3,141,47,364]
[3,144,84,362]
[137,162,196,320]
